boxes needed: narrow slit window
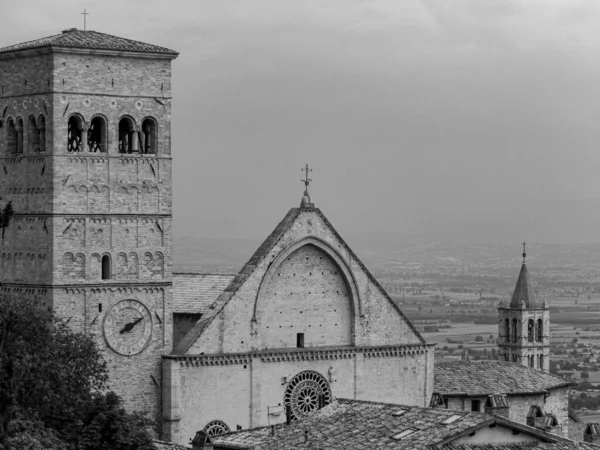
[101,255,111,280]
[296,333,304,348]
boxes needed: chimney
[484,394,509,418]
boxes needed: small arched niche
[141,117,157,154]
[88,116,107,152]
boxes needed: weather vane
[81,9,89,31]
[522,241,526,263]
[301,164,312,189]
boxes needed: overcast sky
[2,0,600,244]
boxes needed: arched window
[539,354,544,369]
[527,319,534,343]
[141,118,157,154]
[101,255,111,280]
[511,318,518,343]
[529,355,534,367]
[68,115,84,152]
[537,318,543,342]
[6,118,17,153]
[511,353,517,362]
[119,117,138,153]
[15,117,24,153]
[503,318,510,342]
[28,116,40,152]
[37,115,46,151]
[88,116,107,152]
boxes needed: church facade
[0,30,435,446]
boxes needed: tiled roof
[434,361,575,396]
[213,398,577,450]
[173,273,236,314]
[0,29,178,56]
[152,439,190,450]
[509,262,541,309]
[442,444,598,450]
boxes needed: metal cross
[82,9,89,31]
[301,164,312,188]
[522,241,527,261]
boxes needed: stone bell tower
[0,29,178,420]
[497,244,550,372]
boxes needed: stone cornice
[166,344,435,367]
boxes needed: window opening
[37,115,46,151]
[88,116,106,152]
[471,399,480,412]
[297,333,304,348]
[28,116,40,152]
[119,118,138,153]
[67,116,83,152]
[101,255,111,280]
[98,303,102,313]
[15,118,24,153]
[511,318,517,343]
[528,319,534,342]
[7,118,17,153]
[536,319,543,342]
[141,118,156,154]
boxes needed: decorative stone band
[166,344,435,367]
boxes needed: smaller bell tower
[497,243,550,372]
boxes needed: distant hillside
[173,233,600,277]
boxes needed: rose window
[284,370,332,421]
[203,420,230,436]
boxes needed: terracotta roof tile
[442,444,597,450]
[173,273,235,315]
[434,361,575,396]
[0,29,178,56]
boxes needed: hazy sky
[2,0,600,244]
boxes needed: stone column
[80,124,89,152]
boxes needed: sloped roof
[509,263,540,309]
[0,29,178,56]
[434,361,575,397]
[173,207,424,354]
[213,398,573,450]
[152,439,190,450]
[442,444,597,450]
[173,273,236,315]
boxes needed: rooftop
[0,29,178,56]
[434,360,575,397]
[442,444,597,450]
[212,398,573,450]
[508,262,543,309]
[173,273,236,315]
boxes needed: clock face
[103,299,152,356]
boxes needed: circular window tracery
[284,370,332,421]
[203,420,230,436]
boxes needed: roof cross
[522,241,527,263]
[301,164,312,188]
[81,9,89,31]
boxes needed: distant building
[497,248,550,372]
[431,360,574,437]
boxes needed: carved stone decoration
[202,420,230,437]
[283,371,332,421]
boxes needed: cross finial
[301,164,313,189]
[522,241,527,263]
[81,9,89,31]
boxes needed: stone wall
[163,345,434,445]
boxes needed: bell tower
[0,29,178,420]
[497,244,550,372]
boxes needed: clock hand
[119,317,143,334]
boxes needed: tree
[581,371,590,380]
[0,295,155,449]
[475,336,484,343]
[573,338,579,344]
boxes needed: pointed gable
[174,206,423,355]
[510,263,538,309]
